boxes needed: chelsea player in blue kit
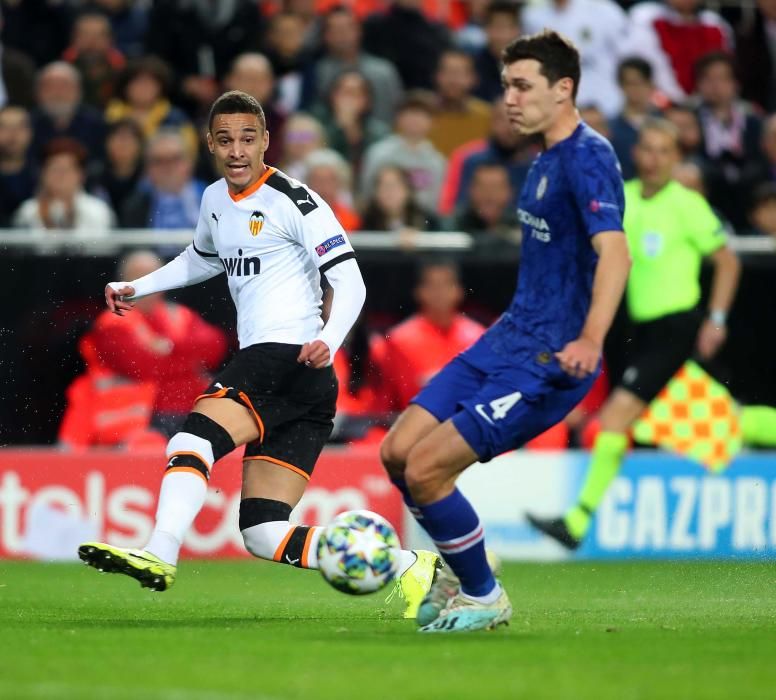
[380,30,632,633]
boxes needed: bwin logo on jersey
[221,248,261,276]
[248,210,264,237]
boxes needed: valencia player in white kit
[79,92,440,617]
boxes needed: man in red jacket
[60,250,228,445]
[381,258,484,411]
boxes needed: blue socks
[390,477,424,523]
[395,481,495,598]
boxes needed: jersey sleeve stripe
[193,243,218,258]
[319,251,356,275]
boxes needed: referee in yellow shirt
[528,117,741,549]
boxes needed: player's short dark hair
[485,1,521,24]
[502,30,581,100]
[208,90,266,133]
[694,51,736,83]
[617,57,653,85]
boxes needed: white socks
[145,471,207,565]
[241,521,322,568]
[461,583,502,605]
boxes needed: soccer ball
[317,510,401,595]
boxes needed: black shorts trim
[195,384,266,443]
[319,251,356,275]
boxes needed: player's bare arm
[556,231,631,378]
[696,245,740,359]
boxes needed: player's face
[634,129,680,188]
[208,113,269,193]
[502,59,571,136]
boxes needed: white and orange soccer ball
[317,510,401,595]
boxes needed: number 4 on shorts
[490,391,522,420]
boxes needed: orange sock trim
[272,526,296,562]
[165,466,209,485]
[300,527,317,568]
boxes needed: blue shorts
[412,336,596,461]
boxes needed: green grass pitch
[1,560,775,700]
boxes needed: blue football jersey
[483,122,624,372]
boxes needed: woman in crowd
[13,138,115,231]
[361,164,440,232]
[105,56,198,159]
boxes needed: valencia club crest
[249,211,265,236]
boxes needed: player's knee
[404,443,443,502]
[239,498,293,559]
[165,414,237,481]
[379,433,408,479]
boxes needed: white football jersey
[193,167,356,349]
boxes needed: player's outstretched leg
[402,421,512,633]
[412,487,512,632]
[240,458,440,618]
[380,406,450,617]
[78,408,240,590]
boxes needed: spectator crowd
[3,0,775,241]
[1,0,774,446]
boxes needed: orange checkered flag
[632,361,742,472]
